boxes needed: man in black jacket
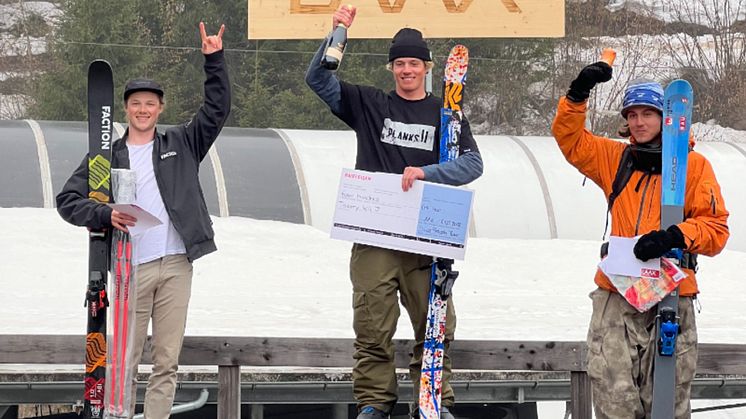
[56,22,230,419]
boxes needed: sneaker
[357,406,389,419]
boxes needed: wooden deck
[2,335,746,418]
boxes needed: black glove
[633,225,686,262]
[567,61,613,103]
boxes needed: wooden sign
[248,0,564,39]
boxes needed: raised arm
[182,22,231,161]
[551,61,622,189]
[305,6,356,114]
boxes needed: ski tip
[665,79,693,92]
[88,59,113,72]
[449,44,468,56]
[600,48,616,66]
[444,45,468,83]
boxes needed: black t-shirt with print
[334,81,479,175]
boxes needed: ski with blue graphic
[651,79,693,419]
[418,45,468,419]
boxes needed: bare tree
[0,0,53,120]
[661,0,746,129]
[588,33,669,136]
[553,1,669,138]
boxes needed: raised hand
[200,22,225,55]
[566,61,613,103]
[332,4,357,28]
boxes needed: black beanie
[388,28,431,63]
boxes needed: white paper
[599,235,660,278]
[108,203,162,237]
[330,169,474,260]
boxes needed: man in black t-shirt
[306,6,483,419]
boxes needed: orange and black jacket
[552,97,729,296]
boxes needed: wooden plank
[570,371,592,419]
[247,0,565,39]
[0,335,85,364]
[0,335,586,372]
[218,365,240,419]
[177,336,354,367]
[697,344,746,375]
[177,338,588,372]
[441,340,587,372]
[178,337,587,371]
[2,335,746,376]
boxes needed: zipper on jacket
[710,188,716,215]
[151,136,183,238]
[634,173,653,236]
[646,177,658,225]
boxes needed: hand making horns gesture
[200,22,225,55]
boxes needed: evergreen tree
[29,0,153,120]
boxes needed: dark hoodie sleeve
[181,50,232,162]
[56,155,113,230]
[305,36,343,115]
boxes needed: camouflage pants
[349,244,456,413]
[586,288,698,419]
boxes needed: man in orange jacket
[552,61,729,418]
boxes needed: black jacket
[56,50,231,262]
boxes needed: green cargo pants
[586,288,698,419]
[350,244,457,413]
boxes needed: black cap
[388,28,430,63]
[123,78,164,102]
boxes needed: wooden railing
[2,335,746,418]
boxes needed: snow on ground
[2,208,746,417]
[572,0,746,26]
[0,33,47,56]
[1,207,745,343]
[0,2,61,31]
[694,122,746,143]
[0,94,29,119]
[0,71,31,82]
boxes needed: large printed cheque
[331,169,474,260]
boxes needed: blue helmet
[621,80,664,118]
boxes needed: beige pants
[350,244,457,414]
[586,288,698,419]
[128,255,193,419]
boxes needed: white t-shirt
[127,141,186,265]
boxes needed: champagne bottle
[321,23,348,70]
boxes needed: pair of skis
[651,79,693,418]
[107,229,135,418]
[418,45,468,419]
[85,60,136,419]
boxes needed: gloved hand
[567,61,613,103]
[634,225,686,262]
